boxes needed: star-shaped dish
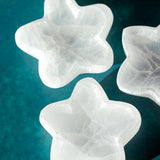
[15,0,113,88]
[40,78,141,160]
[117,25,160,105]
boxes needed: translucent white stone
[15,0,114,88]
[40,78,141,160]
[117,25,160,105]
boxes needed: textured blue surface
[0,0,160,160]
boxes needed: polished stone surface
[1,0,160,159]
[117,25,160,105]
[40,78,141,160]
[15,0,113,88]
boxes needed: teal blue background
[153,155,160,160]
[0,0,160,159]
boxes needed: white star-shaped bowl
[15,0,114,88]
[117,25,160,105]
[40,78,141,160]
